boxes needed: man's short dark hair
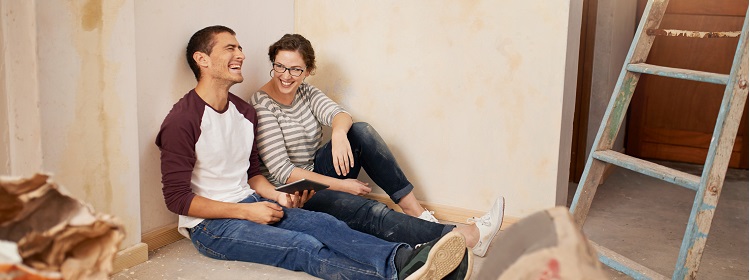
[186,25,236,81]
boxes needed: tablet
[275,179,329,194]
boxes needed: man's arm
[187,194,283,225]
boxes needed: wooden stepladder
[569,0,749,279]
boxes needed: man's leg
[188,197,401,279]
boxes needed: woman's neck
[262,81,295,106]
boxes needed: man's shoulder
[162,91,203,127]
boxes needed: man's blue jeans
[305,122,454,246]
[188,193,404,280]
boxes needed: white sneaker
[468,196,505,257]
[418,209,439,223]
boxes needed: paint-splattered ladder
[569,0,748,279]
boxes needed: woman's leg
[188,194,401,280]
[314,122,429,217]
[303,188,453,247]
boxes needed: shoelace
[414,241,430,249]
[467,214,491,226]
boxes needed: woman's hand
[335,179,371,196]
[331,133,354,176]
[276,190,316,208]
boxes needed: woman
[251,34,504,258]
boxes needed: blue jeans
[188,193,404,280]
[304,122,454,246]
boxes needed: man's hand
[335,179,371,196]
[276,190,315,208]
[238,201,284,224]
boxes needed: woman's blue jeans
[188,193,403,280]
[304,122,454,246]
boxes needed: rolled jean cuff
[390,183,414,204]
[442,224,456,237]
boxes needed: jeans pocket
[192,238,228,260]
[190,221,229,260]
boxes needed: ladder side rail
[570,0,670,227]
[673,11,749,280]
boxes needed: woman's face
[271,50,309,96]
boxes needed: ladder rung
[592,150,701,191]
[647,28,742,38]
[591,242,669,280]
[627,63,730,85]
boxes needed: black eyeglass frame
[272,62,305,77]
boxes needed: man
[155,25,471,279]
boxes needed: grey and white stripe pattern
[251,83,348,185]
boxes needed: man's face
[204,32,245,84]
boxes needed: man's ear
[193,51,209,68]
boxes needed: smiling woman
[253,34,442,222]
[250,34,506,260]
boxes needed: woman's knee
[350,122,373,135]
[348,122,383,145]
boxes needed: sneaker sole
[405,232,467,280]
[462,250,474,280]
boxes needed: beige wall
[296,1,582,217]
[35,0,141,248]
[1,0,584,244]
[0,1,43,177]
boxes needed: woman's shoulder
[298,83,328,100]
[251,90,273,106]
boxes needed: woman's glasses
[272,63,305,77]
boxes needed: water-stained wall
[35,0,141,248]
[295,1,582,216]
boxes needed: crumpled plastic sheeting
[0,173,125,280]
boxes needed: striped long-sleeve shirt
[250,83,349,186]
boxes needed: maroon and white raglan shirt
[155,89,261,237]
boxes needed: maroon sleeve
[155,98,201,216]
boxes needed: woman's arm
[330,112,354,176]
[286,166,371,196]
[250,174,313,208]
